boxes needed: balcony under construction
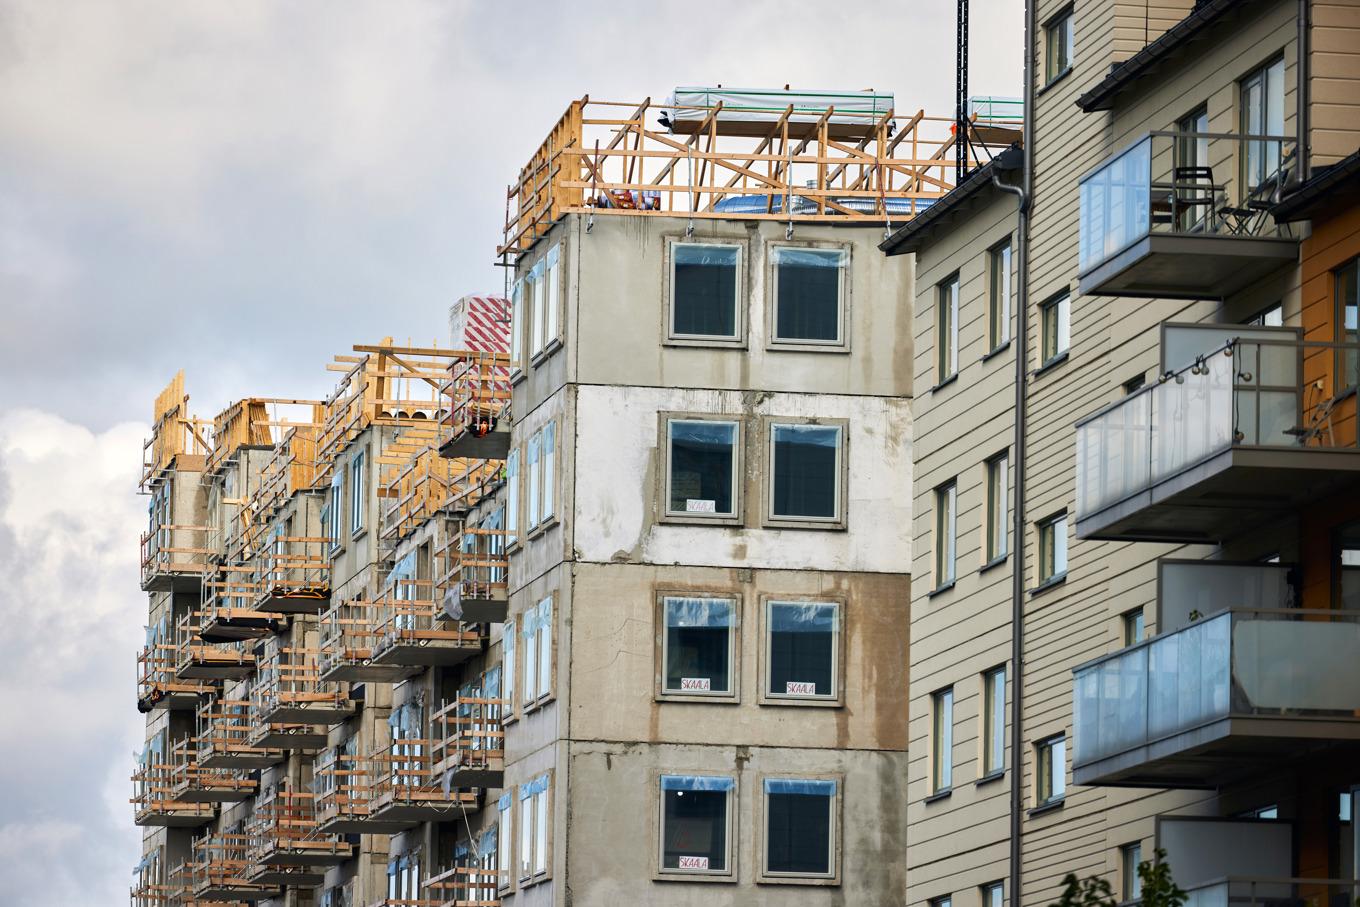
[196,690,284,769]
[245,787,354,888]
[250,641,356,729]
[431,674,505,789]
[189,832,282,903]
[167,737,257,804]
[132,734,216,828]
[140,372,212,593]
[439,350,512,460]
[138,615,218,712]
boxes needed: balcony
[1073,605,1360,788]
[175,614,257,681]
[253,531,331,615]
[438,522,509,624]
[1078,131,1299,299]
[190,833,282,903]
[131,847,170,907]
[199,568,287,642]
[131,738,215,828]
[432,684,505,789]
[314,750,398,835]
[196,695,283,769]
[1075,331,1360,543]
[364,742,479,829]
[367,579,483,670]
[140,522,212,593]
[426,861,502,907]
[167,737,257,804]
[251,644,355,726]
[245,789,353,887]
[1181,878,1360,907]
[439,351,512,460]
[138,618,217,712]
[317,598,406,683]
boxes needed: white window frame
[348,452,365,536]
[527,432,541,531]
[757,775,841,884]
[656,774,737,880]
[938,274,959,382]
[540,421,556,525]
[497,791,515,893]
[1040,292,1070,365]
[1037,512,1068,584]
[935,481,957,589]
[505,448,520,545]
[657,594,739,701]
[327,470,343,553]
[661,415,743,525]
[982,666,1006,777]
[1035,735,1067,806]
[510,278,525,374]
[989,239,1012,350]
[767,243,850,351]
[931,687,954,794]
[665,239,745,345]
[522,597,553,708]
[765,418,848,529]
[502,618,517,721]
[761,598,843,705]
[543,245,560,350]
[530,260,547,358]
[517,772,551,883]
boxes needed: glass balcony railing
[1075,334,1360,542]
[1182,877,1360,907]
[1073,608,1360,785]
[1078,131,1299,297]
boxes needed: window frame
[521,596,554,711]
[505,447,520,547]
[1122,607,1145,647]
[662,236,748,347]
[1334,256,1359,391]
[763,416,849,530]
[1037,512,1069,586]
[1039,291,1071,367]
[348,451,366,538]
[527,431,541,532]
[756,774,842,885]
[1044,6,1074,85]
[496,790,515,893]
[540,420,557,526]
[1238,55,1287,191]
[510,277,525,379]
[937,273,960,383]
[659,413,745,527]
[982,882,1004,907]
[528,259,547,360]
[766,241,852,352]
[981,666,1006,778]
[516,772,553,886]
[930,686,954,795]
[327,470,343,554]
[934,480,957,590]
[654,773,738,882]
[1120,841,1143,902]
[541,243,561,356]
[655,592,741,703]
[988,239,1013,352]
[502,618,518,724]
[1034,734,1067,808]
[985,453,1009,565]
[759,595,845,707]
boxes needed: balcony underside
[251,842,355,868]
[319,660,419,684]
[141,571,204,594]
[368,639,481,670]
[258,589,330,615]
[1078,233,1299,300]
[175,785,256,804]
[443,590,508,624]
[317,813,416,836]
[135,806,215,828]
[139,686,212,713]
[244,864,327,887]
[198,748,283,770]
[1077,446,1360,543]
[176,659,255,681]
[199,612,287,642]
[194,883,281,902]
[444,762,503,790]
[1075,718,1360,788]
[438,424,510,461]
[250,725,329,750]
[366,795,479,828]
[257,701,356,727]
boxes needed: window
[505,448,519,545]
[670,243,741,340]
[543,245,560,348]
[1240,57,1285,189]
[1035,735,1066,806]
[1121,842,1143,902]
[989,241,1012,350]
[930,895,953,907]
[503,619,516,716]
[931,688,954,794]
[765,600,840,701]
[1122,608,1144,646]
[527,432,541,530]
[771,246,847,345]
[762,778,838,879]
[1040,292,1070,365]
[659,775,734,875]
[387,851,422,901]
[985,454,1009,563]
[1175,106,1209,231]
[349,452,365,535]
[497,792,514,892]
[510,278,524,371]
[1037,513,1068,585]
[661,596,736,697]
[982,883,1004,907]
[1242,803,1279,819]
[665,418,739,519]
[1045,7,1074,83]
[938,274,959,382]
[519,787,533,881]
[529,260,546,357]
[769,422,844,524]
[533,780,548,875]
[982,667,1006,777]
[539,422,556,525]
[1246,302,1284,327]
[522,597,552,706]
[515,773,550,881]
[935,481,957,589]
[1123,373,1146,395]
[1336,258,1358,387]
[327,470,343,552]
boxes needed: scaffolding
[138,615,217,711]
[167,736,257,804]
[436,516,509,624]
[439,351,512,461]
[368,576,483,670]
[425,859,502,907]
[175,612,256,681]
[131,846,170,907]
[140,371,212,492]
[378,442,497,553]
[189,831,281,902]
[245,785,351,887]
[196,690,284,769]
[131,733,215,828]
[431,673,505,790]
[500,94,1021,255]
[250,641,355,728]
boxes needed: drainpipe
[1298,0,1310,181]
[995,1,1035,903]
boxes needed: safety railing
[436,522,508,623]
[196,693,282,768]
[367,737,478,817]
[189,832,279,901]
[140,371,212,491]
[426,860,503,907]
[440,351,512,454]
[167,736,256,803]
[246,789,353,868]
[140,523,212,590]
[137,619,217,710]
[130,846,169,907]
[1182,877,1360,907]
[174,612,255,679]
[253,531,331,611]
[317,597,383,678]
[251,644,353,727]
[314,748,376,828]
[370,578,483,667]
[131,736,215,826]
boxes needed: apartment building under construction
[130,88,1017,905]
[886,0,1360,904]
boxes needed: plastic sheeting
[519,773,550,800]
[665,87,894,129]
[764,778,836,797]
[665,597,733,629]
[769,601,838,634]
[661,775,735,792]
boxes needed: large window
[1336,257,1359,388]
[1040,292,1070,366]
[497,792,514,892]
[526,423,556,530]
[931,687,954,794]
[771,247,847,346]
[670,243,741,341]
[769,422,844,524]
[765,600,839,701]
[938,274,959,382]
[1035,735,1066,807]
[1045,7,1073,84]
[666,418,739,520]
[935,481,957,589]
[529,260,546,358]
[327,470,343,552]
[982,666,1005,777]
[985,453,1009,563]
[1037,513,1068,585]
[1121,842,1143,902]
[521,598,552,706]
[505,449,519,545]
[982,883,1004,907]
[661,596,736,697]
[517,773,550,881]
[527,433,541,531]
[543,245,560,349]
[762,778,838,880]
[1240,56,1286,189]
[1175,106,1210,231]
[659,775,734,875]
[989,241,1012,350]
[349,452,365,535]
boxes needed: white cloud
[0,409,148,904]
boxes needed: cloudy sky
[0,1,1021,902]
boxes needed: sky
[0,1,1021,902]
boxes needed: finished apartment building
[887,0,1360,904]
[129,88,1010,906]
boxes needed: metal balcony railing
[246,789,353,873]
[174,612,255,680]
[425,860,503,907]
[140,522,212,591]
[369,579,482,668]
[137,618,217,711]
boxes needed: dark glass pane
[664,598,733,693]
[772,425,838,518]
[766,792,831,874]
[769,603,836,695]
[673,245,739,337]
[669,421,736,515]
[663,789,727,870]
[775,249,842,341]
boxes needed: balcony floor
[368,640,481,670]
[258,590,330,615]
[443,591,508,624]
[250,726,328,751]
[1079,233,1299,300]
[1078,445,1360,543]
[244,865,326,887]
[438,424,510,461]
[257,702,356,727]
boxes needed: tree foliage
[1047,849,1187,907]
